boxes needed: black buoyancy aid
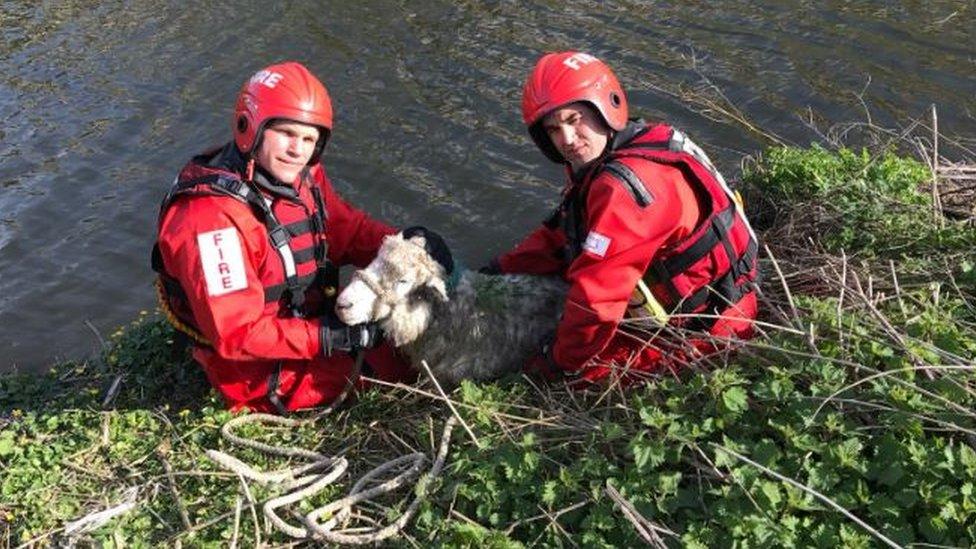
[562,123,760,325]
[151,144,339,340]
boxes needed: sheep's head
[336,232,450,346]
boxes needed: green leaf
[631,436,666,471]
[0,432,15,457]
[541,480,558,506]
[759,481,782,508]
[960,444,976,476]
[721,386,748,414]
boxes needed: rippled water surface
[1,1,973,371]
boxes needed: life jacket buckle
[269,226,289,248]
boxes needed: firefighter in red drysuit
[485,52,760,385]
[153,62,422,412]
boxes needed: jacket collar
[209,142,303,201]
[569,119,648,183]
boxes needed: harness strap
[168,171,311,315]
[291,247,316,265]
[310,186,338,298]
[283,218,313,236]
[240,191,306,315]
[660,205,738,276]
[264,273,319,304]
[677,237,759,316]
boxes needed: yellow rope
[154,278,211,347]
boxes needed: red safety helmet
[233,61,333,162]
[521,51,628,163]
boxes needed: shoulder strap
[309,185,339,296]
[602,161,654,208]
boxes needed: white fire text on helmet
[562,53,597,71]
[250,70,284,89]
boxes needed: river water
[0,1,973,372]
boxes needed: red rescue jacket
[497,122,759,377]
[153,144,399,411]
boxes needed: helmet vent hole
[236,116,248,133]
[609,93,621,108]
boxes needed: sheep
[335,232,567,388]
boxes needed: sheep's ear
[405,234,427,248]
[428,277,449,302]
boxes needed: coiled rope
[205,359,457,544]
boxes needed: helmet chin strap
[245,158,255,182]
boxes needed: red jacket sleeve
[157,195,324,361]
[496,221,568,275]
[315,168,396,268]
[551,164,696,372]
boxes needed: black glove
[477,258,502,275]
[401,226,454,275]
[321,314,382,356]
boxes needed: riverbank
[2,139,975,546]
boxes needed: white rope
[206,411,457,545]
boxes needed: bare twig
[931,104,944,226]
[230,497,242,549]
[84,319,108,350]
[157,449,192,531]
[604,481,676,548]
[421,360,481,448]
[712,444,902,549]
[62,486,140,537]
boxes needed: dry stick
[420,360,481,448]
[764,245,801,330]
[158,452,192,531]
[836,250,848,348]
[167,500,263,543]
[365,376,561,428]
[15,526,64,548]
[803,396,976,438]
[852,270,937,381]
[236,472,261,548]
[712,444,902,549]
[84,319,108,350]
[811,365,976,422]
[889,259,907,318]
[502,500,588,537]
[604,481,676,548]
[931,104,944,227]
[530,504,580,548]
[230,497,242,549]
[62,486,140,538]
[101,375,124,408]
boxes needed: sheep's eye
[396,278,411,286]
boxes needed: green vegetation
[2,143,975,547]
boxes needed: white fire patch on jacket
[198,228,248,296]
[583,230,611,258]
